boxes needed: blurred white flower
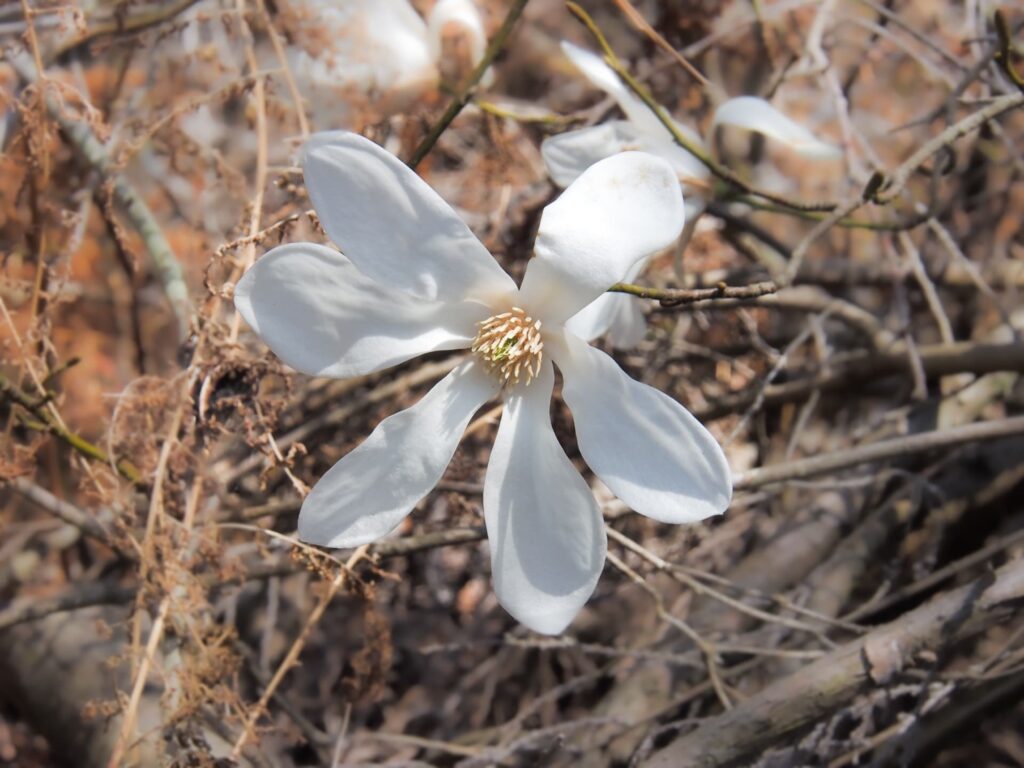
[284,0,489,124]
[235,132,732,634]
[545,41,842,348]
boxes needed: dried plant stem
[606,551,734,711]
[7,49,192,340]
[407,0,530,169]
[610,0,709,88]
[229,3,269,342]
[223,357,464,483]
[784,197,866,285]
[608,528,836,639]
[128,405,186,676]
[229,545,370,758]
[670,287,894,350]
[107,598,170,768]
[111,411,189,768]
[256,0,309,138]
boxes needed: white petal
[647,132,711,183]
[286,0,435,95]
[543,121,709,191]
[605,294,647,349]
[541,121,643,187]
[299,361,499,548]
[427,0,487,67]
[559,42,711,183]
[519,152,683,323]
[567,291,647,349]
[552,332,732,523]
[564,291,621,342]
[712,96,842,159]
[561,41,704,151]
[564,258,647,347]
[235,243,487,378]
[561,41,666,141]
[683,194,707,222]
[561,40,626,101]
[484,359,606,634]
[303,131,517,305]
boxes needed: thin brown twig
[256,0,310,138]
[609,280,778,306]
[874,91,1024,203]
[605,551,735,711]
[407,0,530,169]
[733,416,1024,489]
[7,477,113,545]
[609,0,709,88]
[7,48,192,340]
[228,8,269,343]
[229,545,370,758]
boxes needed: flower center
[471,306,543,386]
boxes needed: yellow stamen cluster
[471,307,543,386]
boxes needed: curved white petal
[235,243,486,378]
[559,42,711,184]
[303,132,517,305]
[427,0,487,68]
[712,96,841,159]
[565,291,647,349]
[564,291,620,342]
[299,361,499,548]
[605,294,647,349]
[551,331,732,523]
[541,121,643,187]
[484,359,606,634]
[647,132,711,183]
[561,41,667,142]
[561,40,625,100]
[683,194,707,222]
[519,152,683,324]
[561,41,655,129]
[564,257,648,347]
[287,0,435,95]
[543,121,709,191]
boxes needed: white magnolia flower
[234,132,732,634]
[546,41,842,348]
[286,0,488,123]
